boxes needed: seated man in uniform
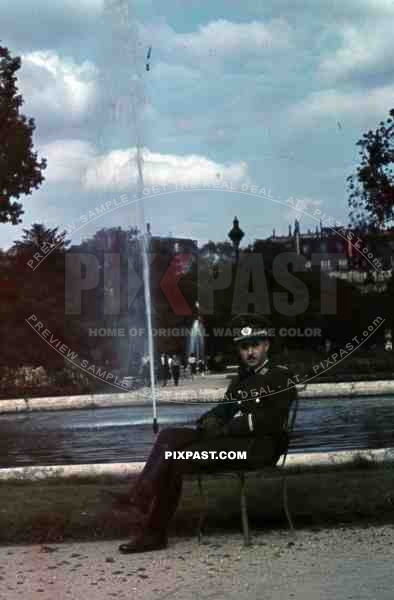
[113,317,297,554]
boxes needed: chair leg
[282,475,295,535]
[197,473,207,543]
[239,473,251,546]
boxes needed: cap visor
[234,334,269,343]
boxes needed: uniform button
[238,400,242,405]
[255,398,260,403]
[237,390,242,395]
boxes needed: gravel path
[1,524,394,599]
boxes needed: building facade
[254,220,394,290]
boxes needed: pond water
[1,395,394,467]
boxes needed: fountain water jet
[187,319,206,361]
[187,302,206,362]
[107,0,158,431]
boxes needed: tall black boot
[118,466,182,554]
[118,531,168,554]
[147,467,183,532]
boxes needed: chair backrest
[279,390,299,466]
[286,391,299,436]
[248,388,299,467]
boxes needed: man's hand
[196,414,228,436]
[226,415,253,437]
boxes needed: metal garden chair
[187,392,299,546]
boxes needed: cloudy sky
[1,0,393,249]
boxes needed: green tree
[347,108,394,229]
[12,223,69,254]
[0,45,46,224]
[0,225,69,367]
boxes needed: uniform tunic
[196,359,297,461]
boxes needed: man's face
[238,338,269,368]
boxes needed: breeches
[140,426,280,532]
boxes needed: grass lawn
[1,458,394,545]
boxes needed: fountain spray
[118,0,158,433]
[134,71,158,434]
[136,142,159,434]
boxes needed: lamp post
[228,216,244,264]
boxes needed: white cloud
[0,0,105,52]
[319,23,394,84]
[138,18,292,65]
[39,140,97,184]
[83,148,249,190]
[19,51,98,124]
[288,85,394,126]
[262,0,394,21]
[174,19,292,57]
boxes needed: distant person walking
[167,355,173,384]
[182,355,188,379]
[140,355,150,387]
[198,358,205,376]
[160,354,170,387]
[188,353,197,380]
[171,354,181,386]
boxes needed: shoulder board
[275,364,289,370]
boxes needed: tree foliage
[0,45,46,224]
[0,224,69,367]
[12,223,69,254]
[347,108,394,229]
